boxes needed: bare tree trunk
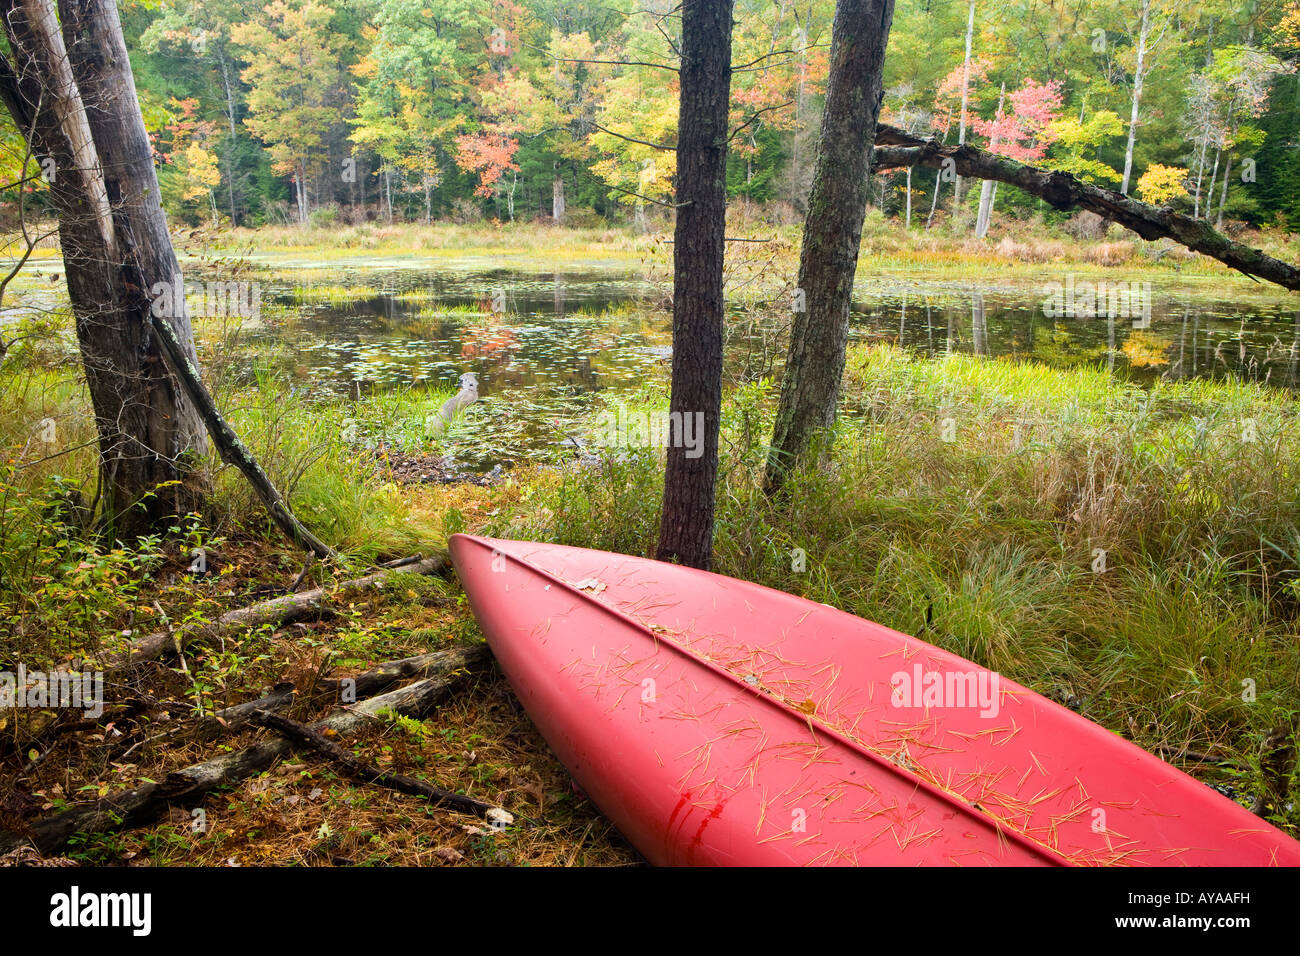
[904,165,912,228]
[1191,22,1215,219]
[1120,0,1151,195]
[976,180,993,236]
[1216,152,1232,226]
[974,82,1005,238]
[925,163,943,228]
[296,161,310,225]
[764,0,897,494]
[952,1,975,224]
[1192,133,1208,219]
[0,0,209,537]
[1205,148,1220,221]
[655,0,734,570]
[553,165,566,222]
[219,51,239,226]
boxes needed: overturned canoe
[450,534,1300,866]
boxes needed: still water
[228,265,1300,468]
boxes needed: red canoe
[450,534,1300,866]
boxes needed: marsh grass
[203,218,1300,304]
[4,268,1299,843]
[490,345,1300,828]
[214,222,657,262]
[287,283,383,306]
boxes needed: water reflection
[862,288,1300,387]
[221,266,1298,468]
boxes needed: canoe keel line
[450,534,1300,867]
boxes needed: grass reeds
[487,345,1300,829]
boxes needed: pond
[219,261,1300,470]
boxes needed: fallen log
[91,555,449,673]
[0,644,491,857]
[251,709,506,821]
[871,123,1300,293]
[316,648,474,703]
[193,681,297,740]
[125,647,477,752]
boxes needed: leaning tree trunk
[655,0,734,570]
[872,124,1300,290]
[764,0,896,494]
[0,0,208,537]
[0,0,335,556]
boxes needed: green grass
[3,248,1298,837]
[485,345,1300,829]
[208,221,658,264]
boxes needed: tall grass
[488,345,1300,826]
[3,284,1296,825]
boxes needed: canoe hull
[450,534,1300,866]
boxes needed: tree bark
[655,0,734,570]
[763,0,896,494]
[0,0,209,538]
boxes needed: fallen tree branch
[90,556,449,673]
[251,709,505,820]
[315,647,476,703]
[0,644,491,857]
[288,552,315,593]
[871,123,1300,293]
[193,682,297,741]
[121,647,477,753]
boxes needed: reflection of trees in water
[872,291,1289,386]
[972,293,987,356]
[1289,313,1300,388]
[460,320,519,360]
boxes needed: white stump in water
[429,372,479,436]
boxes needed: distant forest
[5,0,1298,231]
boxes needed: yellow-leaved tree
[1136,163,1190,205]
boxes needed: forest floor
[2,222,1299,865]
